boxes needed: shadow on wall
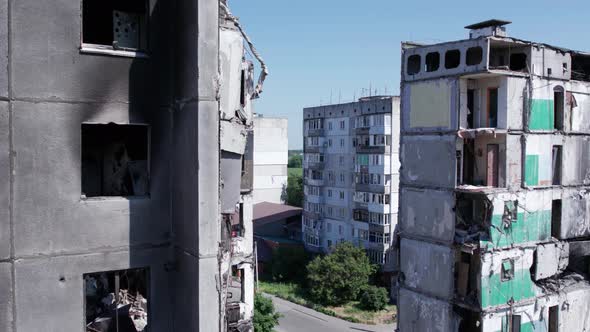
[75,1,176,331]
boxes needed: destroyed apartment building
[0,0,264,331]
[398,20,590,331]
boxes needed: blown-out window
[83,0,149,51]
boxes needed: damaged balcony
[355,134,392,154]
[456,131,507,190]
[303,169,324,187]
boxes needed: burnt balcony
[304,177,324,187]
[303,210,322,220]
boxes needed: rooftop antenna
[330,89,333,104]
[338,89,342,103]
[369,82,372,97]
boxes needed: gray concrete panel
[13,101,171,256]
[0,0,7,98]
[0,102,9,259]
[0,262,13,332]
[398,288,454,332]
[400,238,454,299]
[11,0,173,104]
[400,135,456,188]
[14,248,172,332]
[400,187,455,243]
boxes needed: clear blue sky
[230,0,590,149]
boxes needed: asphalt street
[265,294,396,332]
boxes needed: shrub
[253,293,281,332]
[306,242,377,306]
[359,285,389,311]
[270,246,311,282]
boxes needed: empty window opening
[455,194,493,243]
[455,306,482,332]
[445,49,461,69]
[551,199,562,239]
[510,315,521,332]
[549,306,558,332]
[425,52,440,72]
[502,201,518,228]
[84,268,149,332]
[552,145,562,185]
[456,150,463,187]
[466,47,483,66]
[486,144,499,187]
[82,0,148,51]
[501,259,514,281]
[509,53,527,71]
[407,55,421,75]
[487,88,498,127]
[554,87,564,130]
[82,123,149,197]
[229,266,245,303]
[461,142,475,185]
[467,89,475,128]
[241,131,254,192]
[230,203,244,237]
[571,54,590,82]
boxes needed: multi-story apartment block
[398,20,590,331]
[302,96,400,266]
[0,0,263,331]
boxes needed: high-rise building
[302,96,400,266]
[398,20,590,331]
[0,1,263,331]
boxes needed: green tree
[306,242,377,306]
[253,293,281,332]
[270,246,311,282]
[359,285,389,311]
[287,154,302,168]
[283,173,303,207]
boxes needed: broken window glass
[84,268,149,332]
[82,123,149,197]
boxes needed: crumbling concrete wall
[398,288,454,332]
[480,248,536,308]
[400,238,454,299]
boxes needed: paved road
[265,294,396,332]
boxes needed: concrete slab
[400,187,454,243]
[0,262,13,332]
[400,238,454,299]
[12,101,171,256]
[0,0,7,98]
[398,287,453,332]
[400,135,456,188]
[0,102,9,259]
[14,247,172,332]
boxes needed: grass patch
[288,167,302,177]
[259,281,396,325]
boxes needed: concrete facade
[398,20,590,331]
[253,116,288,204]
[0,0,261,331]
[302,96,400,266]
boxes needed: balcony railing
[307,128,325,136]
[356,145,390,154]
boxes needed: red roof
[253,202,302,226]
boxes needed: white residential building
[302,96,400,266]
[253,116,288,204]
